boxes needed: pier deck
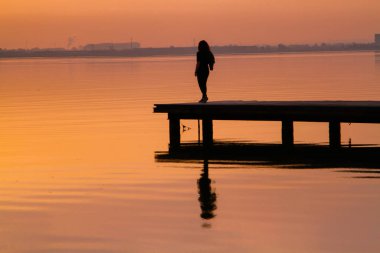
[153,101,380,149]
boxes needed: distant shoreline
[0,43,379,59]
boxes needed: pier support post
[329,121,341,148]
[282,120,294,147]
[169,115,180,150]
[202,119,213,147]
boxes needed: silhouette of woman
[195,40,215,103]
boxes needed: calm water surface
[1,52,380,252]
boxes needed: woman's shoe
[199,96,208,103]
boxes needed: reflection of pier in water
[155,142,380,174]
[155,142,380,225]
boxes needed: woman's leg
[197,72,209,97]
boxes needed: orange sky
[1,0,380,49]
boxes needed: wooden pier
[153,101,380,149]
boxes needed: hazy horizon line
[1,39,377,51]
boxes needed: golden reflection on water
[1,53,380,252]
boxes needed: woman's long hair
[198,40,210,52]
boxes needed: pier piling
[329,121,341,148]
[282,120,294,147]
[169,115,180,150]
[202,119,213,147]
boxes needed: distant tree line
[0,42,379,58]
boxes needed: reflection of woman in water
[198,160,217,219]
[195,40,215,103]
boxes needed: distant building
[375,34,380,45]
[83,42,141,51]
